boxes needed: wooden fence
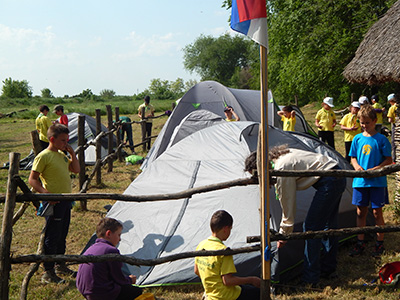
[2,157,400,299]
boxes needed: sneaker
[55,264,77,278]
[349,241,365,256]
[41,269,65,284]
[372,243,385,257]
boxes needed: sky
[0,0,233,97]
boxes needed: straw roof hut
[343,0,400,85]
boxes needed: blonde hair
[357,104,377,120]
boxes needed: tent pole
[259,45,271,299]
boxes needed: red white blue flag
[230,0,268,48]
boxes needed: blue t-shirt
[349,133,391,187]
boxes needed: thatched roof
[343,0,400,85]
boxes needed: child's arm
[351,157,364,171]
[277,111,284,117]
[231,109,240,121]
[66,144,80,173]
[291,110,296,118]
[315,119,322,129]
[222,273,260,288]
[368,156,393,171]
[332,118,337,128]
[29,171,49,194]
[194,263,199,276]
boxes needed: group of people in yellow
[276,94,397,164]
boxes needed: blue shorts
[352,187,389,208]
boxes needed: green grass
[1,101,400,299]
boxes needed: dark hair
[47,123,69,140]
[210,210,233,233]
[358,104,377,121]
[96,218,123,238]
[144,95,150,103]
[39,105,50,112]
[244,145,290,174]
[282,105,293,113]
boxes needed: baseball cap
[323,97,334,108]
[358,96,369,104]
[388,93,395,101]
[53,105,63,112]
[351,101,361,109]
[371,94,379,101]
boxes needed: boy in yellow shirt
[194,210,260,300]
[277,105,296,131]
[371,95,384,133]
[387,93,397,162]
[29,124,80,284]
[315,97,337,149]
[340,101,361,163]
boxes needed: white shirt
[274,148,338,234]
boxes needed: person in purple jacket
[76,218,142,300]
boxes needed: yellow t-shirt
[225,118,237,122]
[315,108,336,131]
[138,103,155,123]
[281,116,296,131]
[339,112,361,142]
[35,113,52,142]
[32,149,72,193]
[388,104,397,123]
[372,102,383,125]
[195,237,241,300]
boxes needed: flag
[230,0,268,48]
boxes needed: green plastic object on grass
[125,154,144,165]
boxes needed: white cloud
[113,31,180,61]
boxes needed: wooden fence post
[140,106,146,152]
[30,130,42,156]
[106,105,113,172]
[95,109,102,185]
[78,115,87,211]
[115,107,123,162]
[294,95,298,106]
[0,152,20,300]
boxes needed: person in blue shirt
[348,104,392,257]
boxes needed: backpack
[379,262,400,285]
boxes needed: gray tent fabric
[66,112,116,165]
[141,81,314,170]
[106,121,354,286]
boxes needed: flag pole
[259,45,271,300]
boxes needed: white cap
[358,96,369,104]
[351,101,361,109]
[388,93,395,101]
[323,97,334,107]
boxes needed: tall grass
[0,97,176,119]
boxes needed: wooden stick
[78,115,87,211]
[95,109,102,185]
[19,226,45,300]
[8,177,257,203]
[0,152,20,300]
[106,105,113,172]
[246,224,400,243]
[11,245,260,266]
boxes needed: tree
[100,89,116,99]
[1,77,33,98]
[148,78,174,100]
[41,88,54,98]
[170,78,185,98]
[222,0,396,105]
[183,34,255,87]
